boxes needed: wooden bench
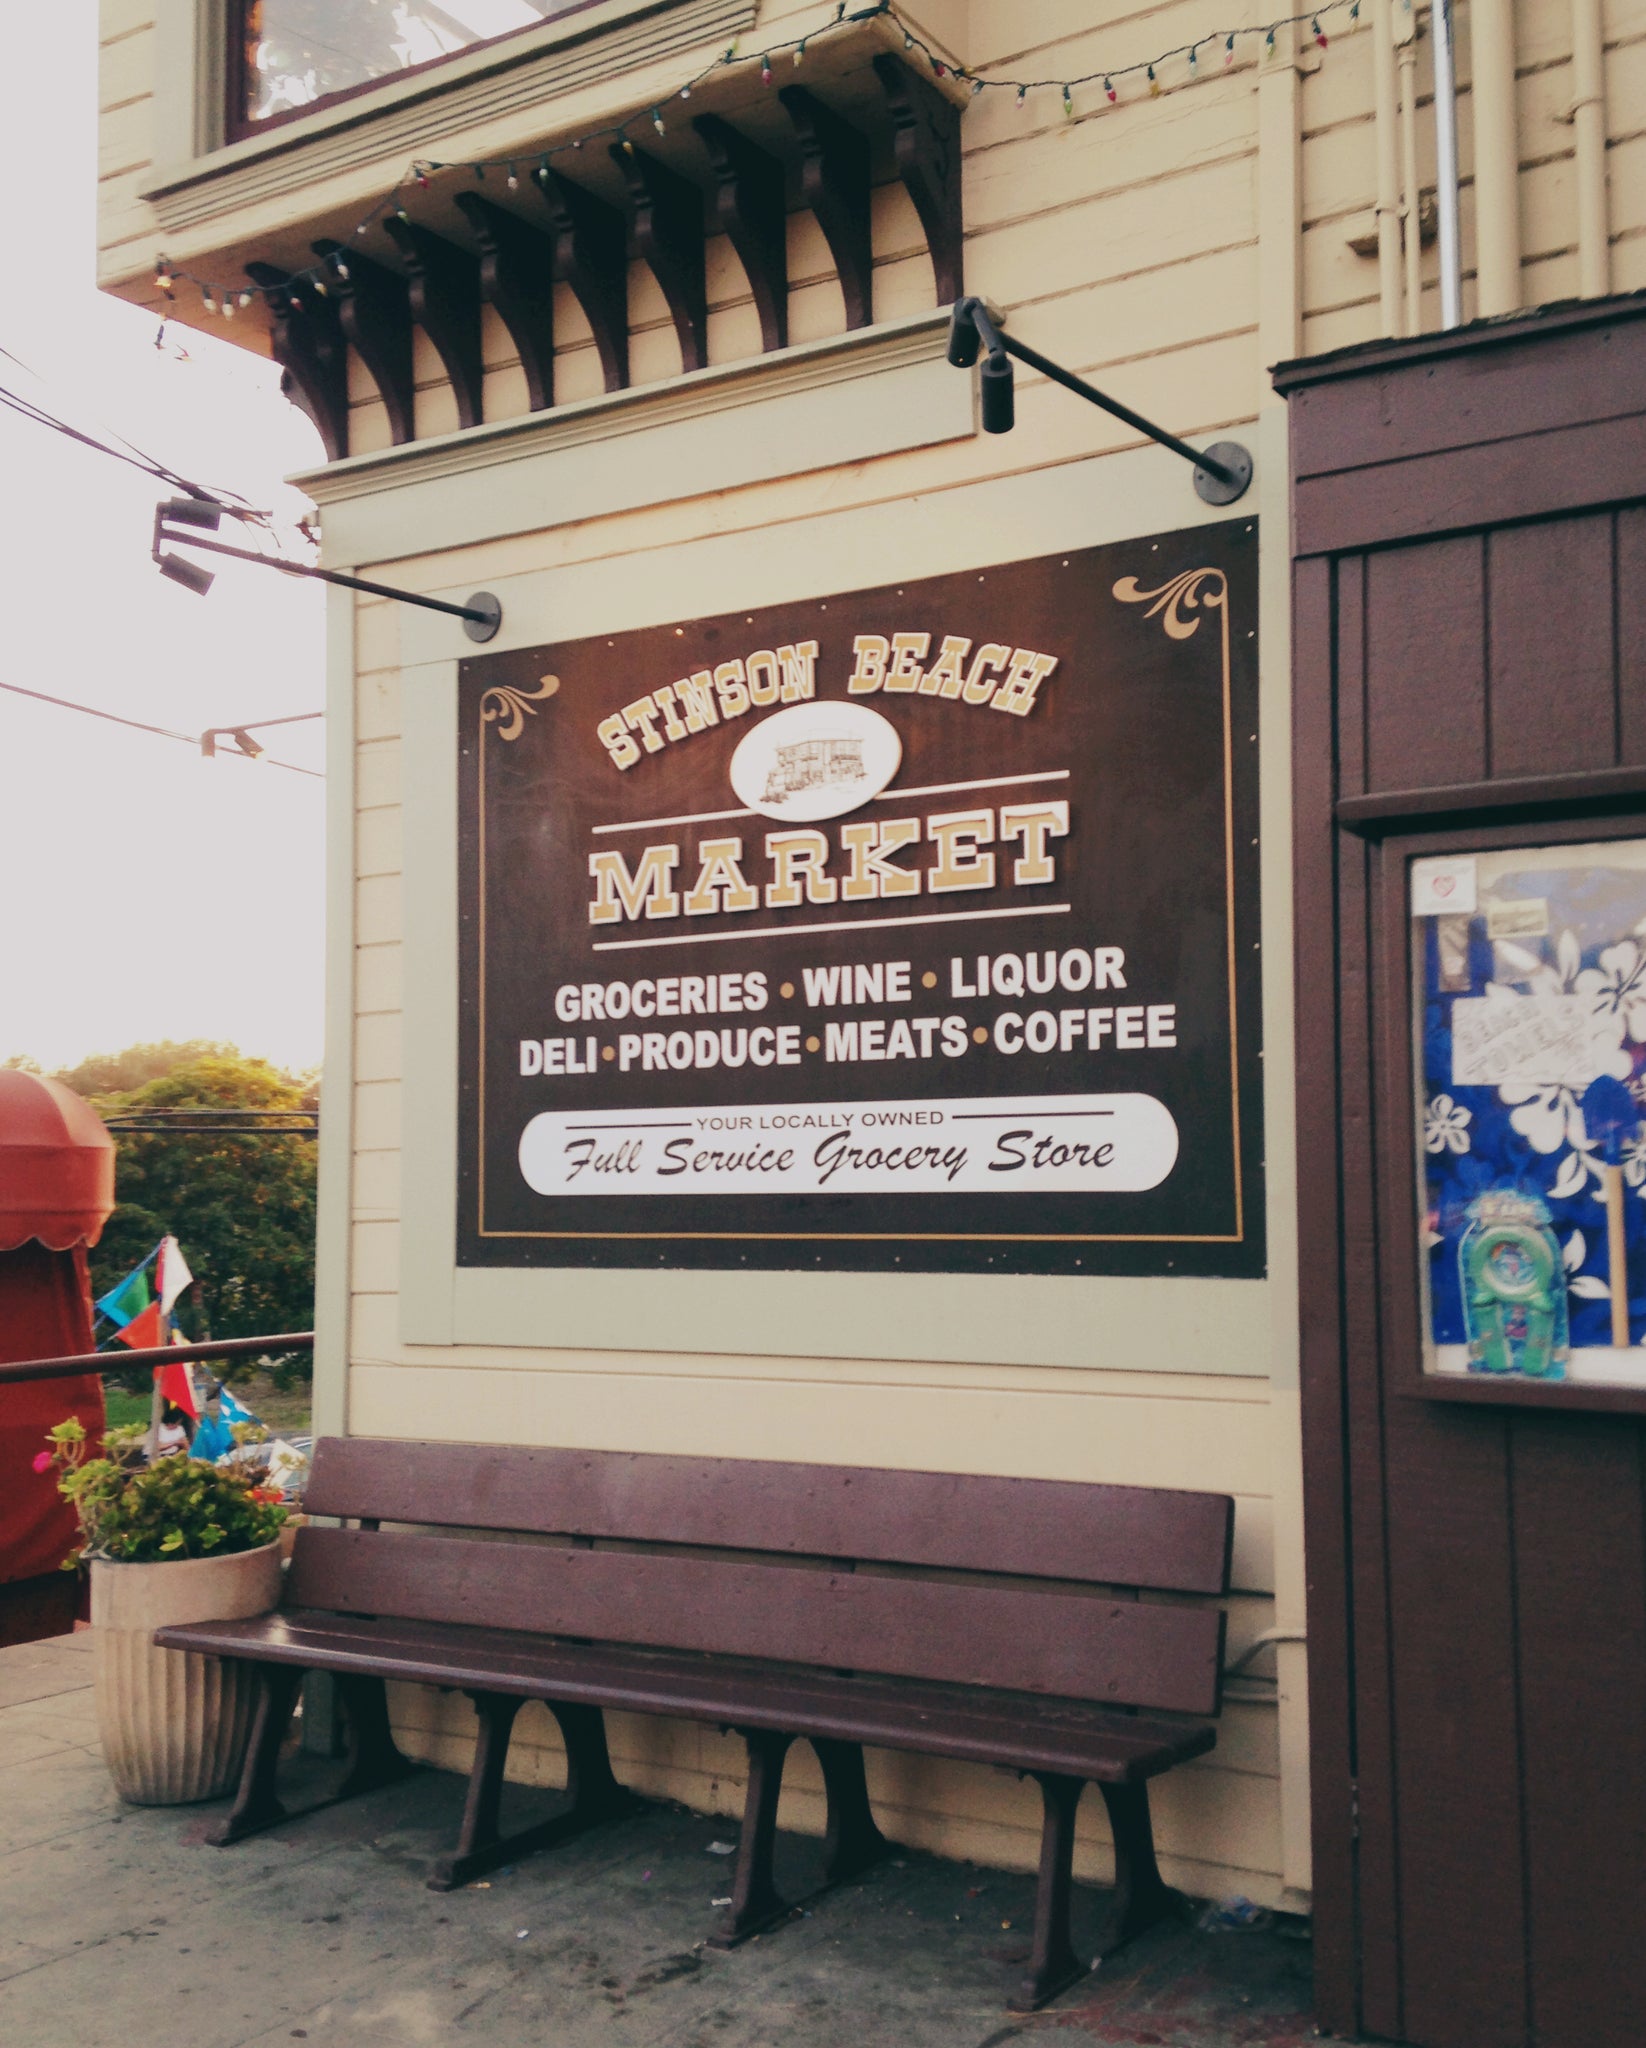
[157,1438,1233,2011]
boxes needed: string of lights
[154,0,1364,324]
[0,681,324,780]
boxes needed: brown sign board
[457,521,1263,1275]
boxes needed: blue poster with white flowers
[1416,841,1646,1385]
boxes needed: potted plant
[38,1419,287,1805]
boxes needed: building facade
[97,4,1646,2039]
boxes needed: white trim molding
[295,311,972,564]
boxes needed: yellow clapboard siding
[98,26,154,112]
[350,1218,399,1294]
[342,1361,1276,1503]
[354,804,402,880]
[355,669,400,743]
[353,1010,402,1085]
[352,1080,401,1154]
[968,152,1258,308]
[355,871,401,946]
[354,736,400,811]
[352,1147,401,1223]
[355,941,403,1018]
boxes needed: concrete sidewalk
[0,1634,1320,2048]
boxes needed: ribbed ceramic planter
[90,1542,282,1805]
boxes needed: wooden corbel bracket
[534,166,630,393]
[452,192,557,413]
[244,261,348,462]
[311,240,415,447]
[778,85,873,331]
[382,217,485,431]
[612,143,708,375]
[873,52,964,306]
[693,113,789,354]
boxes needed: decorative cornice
[143,0,756,235]
[292,308,956,506]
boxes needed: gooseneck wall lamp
[151,499,503,642]
[946,298,1252,506]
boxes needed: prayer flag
[156,1236,194,1317]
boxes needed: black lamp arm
[946,298,1251,505]
[150,502,503,641]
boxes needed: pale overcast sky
[0,7,330,1077]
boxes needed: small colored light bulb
[761,54,773,83]
[652,106,666,133]
[1148,63,1160,95]
[507,163,519,189]
[1225,33,1236,63]
[1314,15,1329,46]
[1016,84,1027,108]
[1062,82,1074,117]
[1104,76,1116,102]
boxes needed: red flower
[32,1450,54,1474]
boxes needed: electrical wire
[0,340,264,516]
[0,681,323,779]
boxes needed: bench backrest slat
[302,1439,1233,1597]
[286,1526,1226,1716]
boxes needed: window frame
[223,0,609,142]
[1372,806,1646,1416]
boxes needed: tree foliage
[67,1048,318,1383]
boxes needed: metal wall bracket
[947,297,1252,505]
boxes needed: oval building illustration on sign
[730,701,902,823]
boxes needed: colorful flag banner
[95,1262,153,1329]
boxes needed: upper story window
[233,0,602,134]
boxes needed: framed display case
[1379,815,1646,1412]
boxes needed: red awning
[0,1070,115,1252]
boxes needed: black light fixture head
[157,552,215,597]
[946,298,982,368]
[160,496,224,531]
[979,350,1015,434]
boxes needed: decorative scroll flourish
[1111,567,1227,641]
[482,674,558,742]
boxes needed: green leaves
[44,1437,287,1565]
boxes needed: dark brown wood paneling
[1293,419,1646,559]
[1617,505,1646,765]
[1486,515,1617,777]
[303,1440,1234,1594]
[1291,552,1362,2037]
[287,1527,1227,1714]
[1365,537,1488,791]
[1510,1415,1646,2048]
[1383,1405,1527,2048]
[1283,310,1646,483]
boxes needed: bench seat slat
[302,1440,1234,1597]
[154,1610,1216,1785]
[286,1527,1223,1716]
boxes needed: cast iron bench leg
[815,1736,890,1884]
[427,1696,640,1893]
[207,1663,304,1845]
[1010,1771,1088,2012]
[333,1674,417,1800]
[1093,1779,1187,1954]
[210,1668,416,1849]
[709,1729,794,1946]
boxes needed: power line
[0,341,260,514]
[0,681,323,779]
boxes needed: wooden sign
[457,522,1263,1275]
